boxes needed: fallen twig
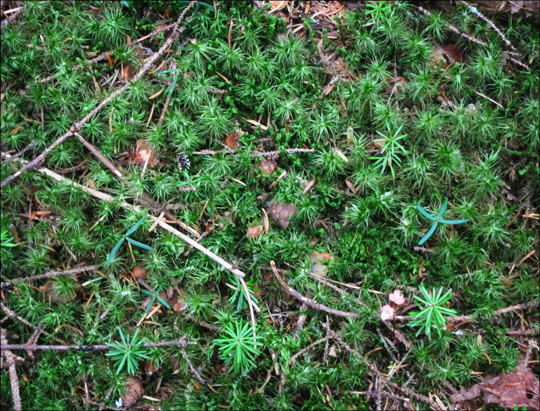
[1,329,23,411]
[270,261,360,318]
[289,336,328,365]
[181,346,206,385]
[458,0,518,52]
[1,151,258,330]
[1,336,197,352]
[5,265,98,284]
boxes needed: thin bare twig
[271,261,360,318]
[132,22,176,45]
[157,63,177,128]
[6,265,98,284]
[1,329,23,411]
[74,133,124,178]
[451,299,539,322]
[1,303,36,328]
[289,337,328,365]
[458,0,518,51]
[1,153,242,281]
[1,336,197,352]
[1,141,36,162]
[181,346,206,385]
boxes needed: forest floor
[1,1,539,410]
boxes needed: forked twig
[270,261,360,318]
[181,346,206,385]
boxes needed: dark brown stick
[270,261,360,318]
[156,61,177,127]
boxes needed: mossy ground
[1,1,538,410]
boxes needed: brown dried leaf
[451,358,540,409]
[145,361,159,376]
[246,225,264,239]
[120,64,135,81]
[132,140,159,167]
[131,266,146,281]
[224,131,240,149]
[258,159,278,175]
[267,202,297,229]
[442,44,462,64]
[122,376,144,408]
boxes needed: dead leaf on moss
[224,131,240,149]
[267,202,296,229]
[451,357,540,409]
[145,361,159,377]
[246,225,264,239]
[258,159,278,175]
[122,376,144,408]
[131,266,146,281]
[431,44,462,69]
[120,64,135,81]
[131,140,159,167]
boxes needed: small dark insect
[1,282,14,292]
[177,154,191,172]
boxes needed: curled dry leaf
[131,266,146,281]
[267,202,297,229]
[258,159,278,175]
[224,131,240,149]
[120,64,135,81]
[122,376,144,408]
[131,139,159,167]
[451,357,540,409]
[145,360,159,376]
[442,44,462,64]
[431,44,462,69]
[246,225,264,239]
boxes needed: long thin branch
[451,299,539,322]
[6,265,98,284]
[1,337,197,352]
[1,329,23,411]
[270,261,360,318]
[0,1,197,189]
[458,0,517,51]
